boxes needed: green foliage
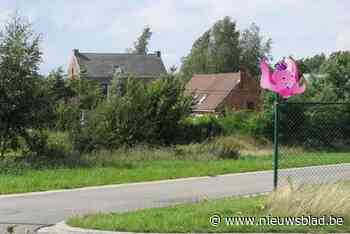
[146,76,194,144]
[240,23,272,76]
[181,115,222,142]
[319,51,350,102]
[298,53,326,74]
[70,74,194,152]
[0,14,54,158]
[208,16,241,73]
[68,70,104,110]
[204,136,241,159]
[181,17,271,79]
[55,101,81,131]
[47,67,75,102]
[181,110,271,143]
[131,26,152,54]
[21,130,73,161]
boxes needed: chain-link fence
[275,102,350,188]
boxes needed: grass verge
[0,152,349,194]
[68,182,350,233]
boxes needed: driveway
[0,163,349,226]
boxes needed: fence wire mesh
[277,102,350,187]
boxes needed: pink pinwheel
[260,58,306,98]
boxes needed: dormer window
[198,94,208,104]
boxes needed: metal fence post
[273,94,280,190]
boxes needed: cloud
[0,0,342,74]
[336,0,350,51]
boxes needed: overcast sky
[0,0,348,75]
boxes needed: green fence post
[273,94,280,190]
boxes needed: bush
[180,110,270,144]
[204,136,241,159]
[20,130,77,166]
[55,101,81,131]
[180,115,222,143]
[70,75,194,152]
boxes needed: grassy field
[68,182,350,233]
[0,152,349,194]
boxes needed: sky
[0,0,348,75]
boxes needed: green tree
[71,74,194,151]
[319,51,350,102]
[181,31,211,78]
[181,17,240,78]
[239,23,272,76]
[47,67,74,102]
[181,17,270,79]
[208,16,241,73]
[299,53,326,74]
[67,69,103,110]
[108,73,127,99]
[132,26,152,54]
[0,15,53,158]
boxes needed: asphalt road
[0,164,349,226]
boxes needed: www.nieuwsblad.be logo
[209,214,344,226]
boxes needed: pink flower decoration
[260,58,306,98]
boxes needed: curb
[38,221,336,234]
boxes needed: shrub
[70,74,194,152]
[55,101,81,131]
[19,130,77,167]
[204,136,241,159]
[180,115,222,143]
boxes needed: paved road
[0,164,349,227]
[0,224,45,234]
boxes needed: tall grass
[267,180,350,218]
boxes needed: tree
[132,26,152,54]
[181,17,240,78]
[0,14,53,158]
[181,31,211,78]
[47,67,74,102]
[67,69,103,110]
[208,16,241,73]
[108,73,127,99]
[71,74,194,151]
[319,51,350,102]
[181,17,270,79]
[239,23,272,76]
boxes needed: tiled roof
[75,51,166,78]
[186,72,241,112]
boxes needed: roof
[75,51,167,78]
[185,72,241,112]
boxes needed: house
[185,71,261,114]
[68,49,167,94]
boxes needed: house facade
[68,49,167,94]
[185,71,261,114]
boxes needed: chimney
[73,49,79,55]
[155,51,161,58]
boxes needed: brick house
[67,49,167,95]
[185,71,261,114]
